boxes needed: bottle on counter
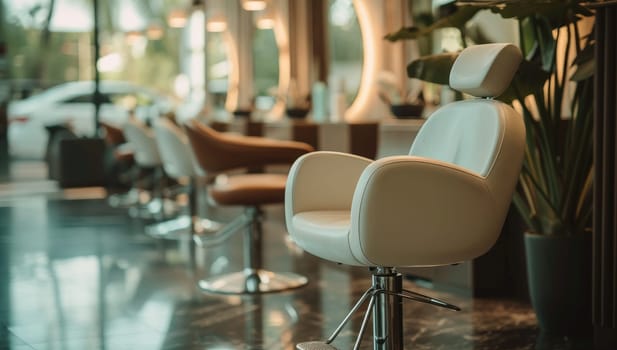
[311,81,328,123]
[329,77,347,123]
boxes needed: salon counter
[212,117,425,159]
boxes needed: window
[252,25,279,111]
[63,94,94,104]
[328,0,363,104]
[109,92,154,108]
[63,94,111,104]
[185,10,206,101]
[206,31,230,114]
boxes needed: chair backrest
[410,43,525,198]
[100,121,126,146]
[122,117,161,167]
[183,119,245,173]
[184,119,314,173]
[153,118,196,179]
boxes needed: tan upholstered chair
[184,119,314,294]
[123,117,161,169]
[285,44,526,349]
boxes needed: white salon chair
[146,118,221,239]
[122,117,170,219]
[285,43,526,350]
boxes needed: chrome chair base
[296,341,338,350]
[108,189,141,208]
[128,198,178,220]
[146,215,191,239]
[198,269,308,294]
[145,215,223,240]
[296,267,459,350]
[197,207,308,295]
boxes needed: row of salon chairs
[112,113,315,294]
[103,119,175,219]
[106,43,526,350]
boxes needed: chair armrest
[221,133,313,166]
[349,156,501,267]
[285,151,373,217]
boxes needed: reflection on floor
[0,163,594,350]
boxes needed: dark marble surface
[0,161,594,350]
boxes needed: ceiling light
[125,30,144,45]
[146,22,164,40]
[256,17,274,29]
[167,9,188,28]
[207,13,227,32]
[256,10,274,29]
[242,0,267,11]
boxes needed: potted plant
[386,0,595,335]
[377,71,425,119]
[283,80,311,119]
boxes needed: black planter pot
[524,233,592,335]
[286,108,310,119]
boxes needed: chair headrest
[449,43,522,98]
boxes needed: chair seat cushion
[114,148,134,162]
[291,210,364,266]
[210,173,287,206]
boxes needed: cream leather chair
[185,119,314,294]
[285,43,526,349]
[122,117,170,219]
[146,118,220,239]
[123,117,161,171]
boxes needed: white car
[7,80,173,159]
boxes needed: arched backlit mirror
[184,10,206,105]
[327,0,363,105]
[206,28,230,117]
[252,13,279,114]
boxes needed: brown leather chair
[184,119,314,294]
[100,121,139,208]
[101,121,127,146]
[100,121,134,166]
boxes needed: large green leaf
[487,0,592,29]
[406,53,458,85]
[465,22,497,45]
[571,58,594,81]
[570,41,595,81]
[386,1,594,43]
[498,58,551,102]
[534,16,557,71]
[491,1,565,25]
[572,39,595,66]
[385,6,481,42]
[519,17,537,57]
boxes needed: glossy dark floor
[0,161,594,350]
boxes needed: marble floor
[0,161,595,350]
